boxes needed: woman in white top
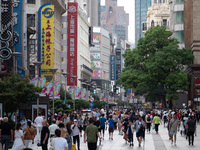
[12,123,25,150]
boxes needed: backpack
[147,115,151,122]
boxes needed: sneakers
[130,143,134,146]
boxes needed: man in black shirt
[41,119,49,150]
[0,117,13,150]
[186,116,196,145]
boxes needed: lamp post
[33,62,43,116]
[71,75,77,111]
[49,68,58,119]
[11,52,22,74]
[62,72,69,101]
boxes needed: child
[127,120,134,146]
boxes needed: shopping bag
[72,144,76,150]
[152,125,155,130]
[119,131,123,135]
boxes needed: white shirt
[71,124,79,136]
[49,124,59,135]
[34,116,43,127]
[52,137,68,150]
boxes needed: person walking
[99,114,106,140]
[41,119,49,150]
[134,116,145,147]
[169,113,180,146]
[83,115,89,132]
[34,113,43,141]
[11,123,25,150]
[108,115,114,140]
[63,114,70,129]
[153,114,161,134]
[127,120,134,147]
[113,113,118,130]
[51,129,68,150]
[71,119,80,150]
[49,119,59,138]
[186,116,196,145]
[84,118,101,150]
[20,116,30,131]
[145,112,152,133]
[66,122,72,150]
[0,117,13,150]
[24,121,35,149]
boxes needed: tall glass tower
[135,0,151,46]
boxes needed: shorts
[109,127,114,133]
[100,127,105,134]
[136,130,143,138]
[170,130,177,135]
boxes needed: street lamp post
[62,73,69,101]
[71,75,77,111]
[33,62,43,117]
[49,68,58,119]
[11,52,22,74]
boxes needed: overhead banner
[13,0,27,78]
[67,2,78,86]
[110,55,116,80]
[38,3,55,77]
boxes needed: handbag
[152,125,155,130]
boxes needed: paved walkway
[9,123,200,150]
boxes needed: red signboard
[67,2,78,86]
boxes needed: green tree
[119,26,193,108]
[0,74,41,114]
[74,99,90,110]
[49,99,73,113]
[94,100,106,109]
[118,100,125,107]
[60,87,72,100]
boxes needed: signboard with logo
[38,3,55,77]
[67,2,78,86]
[13,0,27,78]
[0,0,13,75]
[110,55,116,80]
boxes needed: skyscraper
[135,0,151,46]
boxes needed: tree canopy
[0,74,41,114]
[118,26,193,106]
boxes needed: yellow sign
[39,4,55,77]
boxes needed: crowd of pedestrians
[0,108,199,150]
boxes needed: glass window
[176,11,183,23]
[176,31,184,43]
[111,24,114,33]
[29,39,36,54]
[27,0,35,4]
[163,19,167,26]
[176,0,184,3]
[27,14,35,27]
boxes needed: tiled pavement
[9,123,200,150]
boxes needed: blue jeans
[66,136,72,150]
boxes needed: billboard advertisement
[0,0,13,75]
[67,2,78,86]
[90,45,100,51]
[110,55,116,80]
[13,0,27,78]
[93,35,101,43]
[38,3,55,77]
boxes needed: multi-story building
[144,0,170,32]
[184,0,200,110]
[169,0,185,48]
[101,0,129,40]
[135,0,151,46]
[91,27,111,89]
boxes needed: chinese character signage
[0,0,13,75]
[67,2,78,86]
[38,3,55,77]
[110,55,116,80]
[13,0,27,78]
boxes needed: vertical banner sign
[13,0,27,78]
[110,55,116,80]
[38,3,55,77]
[67,2,78,86]
[0,0,13,75]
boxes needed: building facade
[184,0,200,110]
[135,0,151,46]
[169,0,185,48]
[101,0,129,40]
[145,0,170,32]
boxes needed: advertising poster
[90,45,100,51]
[67,2,78,86]
[93,35,101,43]
[38,3,55,78]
